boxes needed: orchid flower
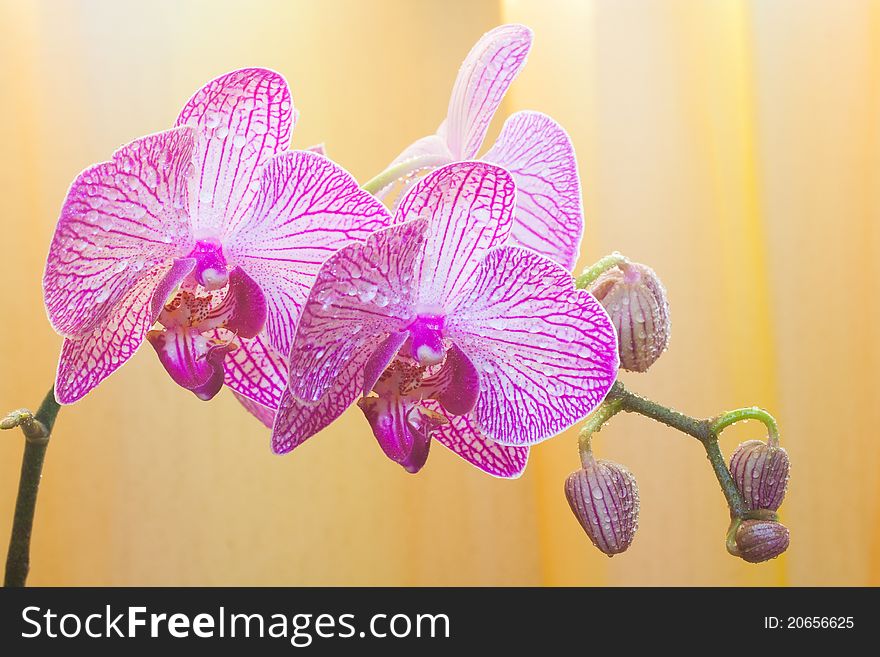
[269,162,619,477]
[43,68,389,404]
[375,24,583,271]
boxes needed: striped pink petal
[147,326,234,401]
[176,68,293,239]
[284,218,428,404]
[223,331,288,411]
[225,150,392,357]
[483,111,584,271]
[445,24,532,160]
[273,352,371,454]
[55,261,192,404]
[398,162,515,309]
[233,390,277,428]
[424,401,529,478]
[44,127,196,338]
[447,246,619,446]
[357,394,434,473]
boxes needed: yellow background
[1,0,878,586]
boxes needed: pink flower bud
[734,520,790,563]
[729,440,790,511]
[565,459,639,556]
[590,263,670,372]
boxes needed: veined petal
[199,267,267,338]
[445,24,532,160]
[44,127,196,338]
[419,344,480,416]
[147,325,234,401]
[424,402,529,479]
[285,219,427,403]
[176,68,293,238]
[150,258,197,321]
[483,111,584,271]
[397,162,514,309]
[362,331,409,396]
[225,150,392,356]
[233,390,277,428]
[447,246,619,446]
[222,330,287,410]
[358,396,416,465]
[272,350,371,454]
[55,262,187,404]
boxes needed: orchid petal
[362,331,409,396]
[357,396,441,474]
[272,351,372,454]
[358,396,416,465]
[44,127,196,338]
[150,258,197,321]
[176,68,293,238]
[447,246,619,446]
[424,402,529,478]
[147,324,234,401]
[225,150,392,356]
[445,24,532,160]
[55,262,188,404]
[305,143,326,156]
[232,390,277,428]
[284,219,428,403]
[397,162,514,308]
[222,331,287,410]
[420,344,480,416]
[197,267,267,338]
[483,111,584,271]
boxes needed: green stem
[574,252,629,289]
[710,407,780,447]
[602,381,748,517]
[361,154,450,195]
[577,397,624,467]
[3,387,61,587]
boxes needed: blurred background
[1,0,878,586]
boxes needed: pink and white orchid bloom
[43,68,389,404]
[270,162,619,478]
[377,23,584,271]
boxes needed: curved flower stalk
[270,161,619,477]
[43,68,389,404]
[369,24,584,270]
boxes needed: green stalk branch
[2,387,61,587]
[361,154,451,195]
[711,406,780,447]
[574,252,629,289]
[588,380,749,518]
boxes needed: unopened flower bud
[565,458,639,556]
[729,440,790,511]
[733,520,789,563]
[590,262,670,372]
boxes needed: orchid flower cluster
[3,24,789,584]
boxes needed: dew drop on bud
[734,520,790,563]
[565,459,639,556]
[729,440,790,511]
[589,262,670,373]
